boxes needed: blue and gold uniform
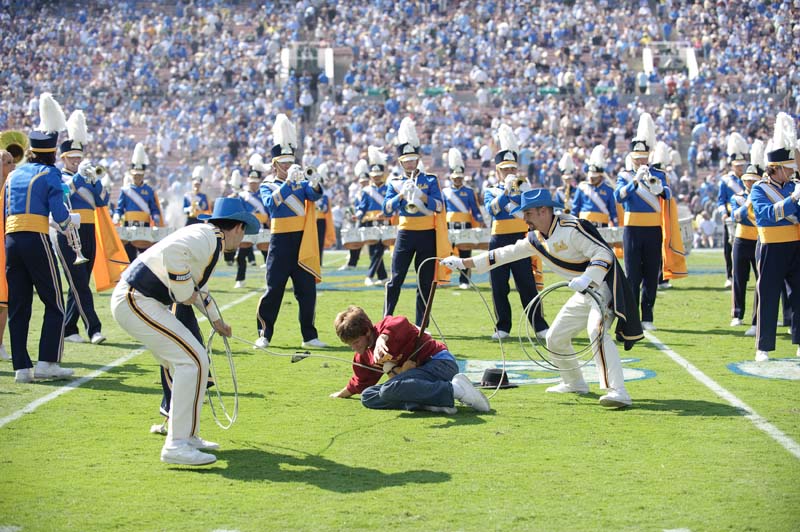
[315,192,330,263]
[117,179,163,261]
[729,162,761,330]
[4,133,72,375]
[443,179,483,287]
[572,180,618,227]
[235,182,270,284]
[183,189,210,225]
[58,164,109,342]
[256,170,323,345]
[355,180,389,283]
[717,171,744,282]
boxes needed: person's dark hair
[28,150,56,166]
[210,219,245,232]
[334,306,373,343]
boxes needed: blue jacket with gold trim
[750,177,799,244]
[63,170,108,210]
[571,181,618,225]
[382,173,443,218]
[443,185,483,225]
[4,162,70,234]
[613,166,671,227]
[260,177,322,233]
[116,183,162,225]
[355,183,387,222]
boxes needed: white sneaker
[0,344,9,361]
[724,279,732,288]
[34,362,74,380]
[796,346,799,358]
[641,321,656,331]
[546,382,589,394]
[458,283,469,290]
[744,325,757,337]
[755,350,770,362]
[337,264,355,271]
[658,281,672,290]
[598,389,632,408]
[15,368,33,383]
[535,328,549,340]
[374,278,387,286]
[187,435,220,450]
[421,405,458,415]
[730,318,743,327]
[90,333,106,345]
[451,373,490,412]
[64,334,86,343]
[254,336,269,349]
[491,330,510,340]
[234,280,246,289]
[301,338,328,349]
[150,423,167,435]
[364,277,373,286]
[160,444,216,465]
[259,263,266,269]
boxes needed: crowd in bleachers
[0,0,796,244]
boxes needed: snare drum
[359,226,381,246]
[598,226,624,245]
[129,226,156,249]
[474,228,490,250]
[115,226,132,243]
[380,225,397,246]
[450,228,480,250]
[255,228,271,251]
[679,217,694,252]
[341,227,363,250]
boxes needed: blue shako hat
[199,197,260,235]
[510,188,564,214]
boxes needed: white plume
[625,153,634,172]
[272,113,297,150]
[192,166,205,180]
[397,117,420,147]
[772,112,797,152]
[726,132,749,160]
[368,145,387,166]
[750,139,766,169]
[651,141,671,167]
[448,148,464,171]
[249,153,266,172]
[230,169,242,188]
[417,159,427,173]
[558,153,575,173]
[317,162,329,178]
[588,145,606,170]
[66,110,88,145]
[131,143,149,166]
[37,93,67,134]
[354,159,369,179]
[635,112,656,151]
[497,123,519,153]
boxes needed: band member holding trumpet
[183,168,210,225]
[57,109,108,345]
[483,124,548,340]
[234,156,270,289]
[613,113,671,331]
[255,114,327,349]
[383,117,448,327]
[5,93,75,383]
[443,147,483,289]
[571,145,617,228]
[717,133,749,289]
[355,147,391,286]
[555,152,577,215]
[115,143,163,261]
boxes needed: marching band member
[750,113,800,362]
[314,162,335,266]
[183,167,210,225]
[111,197,259,465]
[234,156,269,288]
[5,94,75,382]
[255,114,327,349]
[57,110,108,345]
[0,146,17,361]
[356,147,390,286]
[443,147,483,289]
[382,117,449,326]
[339,163,371,271]
[613,113,671,331]
[717,133,749,288]
[483,124,548,340]
[554,152,577,215]
[571,145,617,228]
[116,143,163,261]
[442,189,643,408]
[730,140,764,336]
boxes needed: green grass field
[1,249,798,531]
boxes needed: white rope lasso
[196,292,239,429]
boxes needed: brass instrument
[304,165,317,179]
[642,168,660,187]
[62,193,89,265]
[507,175,526,195]
[0,130,29,163]
[404,169,421,213]
[92,165,107,178]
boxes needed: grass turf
[0,249,798,531]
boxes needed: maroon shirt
[345,315,447,395]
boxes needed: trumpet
[508,176,526,195]
[404,169,421,213]
[304,165,317,179]
[642,169,660,187]
[92,165,107,178]
[65,222,89,265]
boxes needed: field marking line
[0,291,259,430]
[645,331,800,460]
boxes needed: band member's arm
[150,190,164,226]
[484,187,509,215]
[383,182,404,216]
[183,195,192,214]
[614,174,636,203]
[470,190,484,224]
[262,181,293,211]
[424,176,444,213]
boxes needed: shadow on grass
[629,398,746,416]
[179,447,451,491]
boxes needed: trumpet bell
[0,130,29,163]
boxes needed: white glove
[401,179,415,198]
[519,180,532,193]
[504,175,517,193]
[78,160,96,183]
[647,179,664,196]
[440,256,466,271]
[568,275,592,292]
[308,173,321,189]
[791,188,800,202]
[286,164,304,183]
[112,212,120,224]
[69,212,81,228]
[634,166,649,184]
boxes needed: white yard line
[645,331,800,460]
[0,291,258,429]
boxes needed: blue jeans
[361,356,458,411]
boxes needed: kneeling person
[330,306,490,414]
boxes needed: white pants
[545,284,626,392]
[111,281,208,445]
